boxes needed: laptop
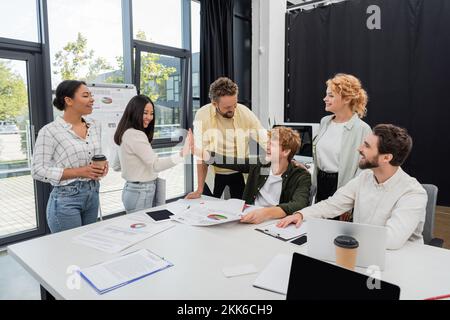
[286,253,401,300]
[307,218,387,270]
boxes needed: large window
[131,1,196,201]
[154,147,186,199]
[192,0,201,115]
[0,0,39,42]
[191,0,201,190]
[0,48,49,247]
[133,0,183,48]
[0,1,50,246]
[134,36,192,200]
[139,52,183,140]
[0,58,37,239]
[47,0,127,217]
[0,0,198,243]
[47,0,124,89]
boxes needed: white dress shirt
[300,167,428,250]
[31,116,102,186]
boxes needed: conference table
[7,197,450,300]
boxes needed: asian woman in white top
[113,95,192,213]
[313,74,371,220]
[32,80,108,233]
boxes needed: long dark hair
[114,95,156,145]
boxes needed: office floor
[436,206,450,249]
[0,250,40,300]
[1,207,450,300]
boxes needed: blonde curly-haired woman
[313,74,371,220]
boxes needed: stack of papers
[73,215,175,253]
[168,198,246,226]
[79,249,173,295]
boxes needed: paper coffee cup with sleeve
[334,235,359,271]
[91,154,107,170]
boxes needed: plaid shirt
[31,116,102,186]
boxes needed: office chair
[422,184,444,248]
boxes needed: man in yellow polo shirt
[186,77,267,199]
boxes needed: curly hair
[326,73,368,118]
[209,77,239,102]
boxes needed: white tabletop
[7,199,450,300]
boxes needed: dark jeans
[204,172,245,199]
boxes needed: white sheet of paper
[125,212,153,222]
[166,199,193,215]
[168,198,245,226]
[222,264,258,278]
[73,218,175,253]
[206,199,245,213]
[171,205,241,226]
[253,254,292,295]
[80,249,172,293]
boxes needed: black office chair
[422,184,444,248]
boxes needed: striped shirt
[31,116,102,186]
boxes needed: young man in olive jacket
[194,126,311,225]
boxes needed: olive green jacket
[206,152,311,215]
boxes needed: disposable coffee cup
[334,235,359,270]
[91,154,107,169]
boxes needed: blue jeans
[46,180,100,233]
[122,181,156,213]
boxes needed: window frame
[0,0,53,248]
[0,0,197,247]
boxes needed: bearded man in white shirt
[277,124,428,250]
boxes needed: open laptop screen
[287,253,400,300]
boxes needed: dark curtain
[286,0,450,205]
[200,0,235,107]
[233,0,252,108]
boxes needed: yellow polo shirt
[193,103,268,174]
